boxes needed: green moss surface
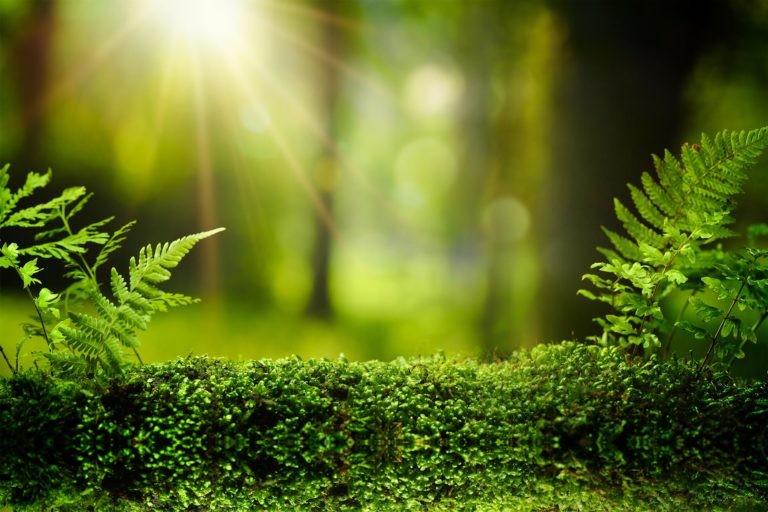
[1,342,766,511]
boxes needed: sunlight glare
[157,0,248,50]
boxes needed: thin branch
[24,286,51,349]
[0,345,14,374]
[133,347,144,366]
[753,309,768,334]
[662,291,694,360]
[700,279,747,371]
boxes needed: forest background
[1,0,767,378]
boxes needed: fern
[0,164,224,381]
[580,127,768,363]
[49,228,224,380]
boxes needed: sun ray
[258,0,364,32]
[216,45,434,247]
[28,6,152,123]
[258,19,396,107]
[204,48,343,243]
[151,34,184,141]
[190,51,222,298]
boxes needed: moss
[1,342,766,511]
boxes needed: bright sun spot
[154,0,248,50]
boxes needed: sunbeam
[190,51,222,298]
[217,46,432,247]
[148,0,250,52]
[21,6,151,131]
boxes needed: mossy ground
[0,342,766,511]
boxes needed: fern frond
[128,228,225,290]
[59,324,101,356]
[40,350,92,377]
[601,228,643,261]
[99,337,127,376]
[67,312,112,346]
[94,221,136,273]
[628,183,665,231]
[0,169,51,226]
[4,186,85,228]
[19,221,110,261]
[641,170,675,217]
[582,126,768,356]
[614,199,665,248]
[150,293,200,312]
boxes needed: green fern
[0,164,224,381]
[47,229,224,379]
[580,127,768,363]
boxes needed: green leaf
[677,321,709,340]
[35,288,60,311]
[19,259,42,288]
[665,269,688,285]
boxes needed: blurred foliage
[1,0,767,375]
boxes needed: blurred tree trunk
[454,2,499,354]
[456,2,560,356]
[540,0,733,342]
[305,0,352,319]
[9,0,56,172]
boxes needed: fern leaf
[116,305,149,332]
[655,150,685,206]
[150,293,200,312]
[614,199,665,248]
[110,268,130,303]
[601,227,643,261]
[628,183,665,231]
[0,164,11,222]
[19,222,110,261]
[641,171,675,218]
[94,221,136,272]
[59,324,101,356]
[4,186,85,228]
[128,228,225,291]
[0,169,51,226]
[99,337,126,376]
[582,126,768,356]
[68,312,111,342]
[40,351,91,377]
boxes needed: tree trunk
[8,0,56,173]
[541,0,733,341]
[305,0,350,319]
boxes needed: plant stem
[727,307,768,371]
[24,285,52,349]
[633,233,696,358]
[0,344,14,374]
[133,347,144,365]
[699,279,747,371]
[662,291,694,360]
[753,309,768,334]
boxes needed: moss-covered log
[1,342,766,511]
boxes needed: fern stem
[23,284,52,350]
[727,307,768,371]
[754,309,768,334]
[133,347,144,365]
[0,344,14,374]
[662,291,694,360]
[699,278,747,371]
[633,233,695,358]
[60,207,99,287]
